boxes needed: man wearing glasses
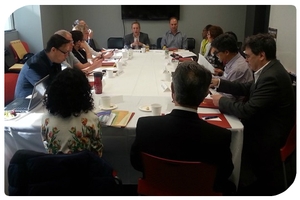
[14,34,70,98]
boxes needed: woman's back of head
[45,67,94,118]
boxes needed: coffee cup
[141,47,146,53]
[116,61,123,71]
[151,103,162,116]
[106,70,114,78]
[100,96,111,108]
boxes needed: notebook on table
[5,75,49,113]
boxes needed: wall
[4,5,296,73]
[269,5,296,73]
[61,5,247,55]
[13,5,43,53]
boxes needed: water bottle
[94,72,103,94]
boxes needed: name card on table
[161,81,171,92]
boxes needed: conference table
[4,50,244,193]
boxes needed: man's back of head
[172,61,212,108]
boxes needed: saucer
[139,105,151,112]
[4,112,20,121]
[99,104,118,110]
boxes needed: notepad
[110,110,135,128]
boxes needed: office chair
[107,37,124,49]
[187,37,196,52]
[137,152,222,196]
[156,37,162,49]
[4,73,19,106]
[280,123,296,189]
[8,150,122,196]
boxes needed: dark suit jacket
[124,32,150,48]
[130,109,235,193]
[8,150,121,195]
[217,59,296,189]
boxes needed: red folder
[198,113,231,129]
[179,57,193,62]
[101,62,116,67]
[199,98,218,109]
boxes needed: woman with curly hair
[41,67,103,157]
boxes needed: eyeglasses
[56,48,68,55]
[214,50,221,55]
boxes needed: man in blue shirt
[15,34,72,98]
[161,17,187,49]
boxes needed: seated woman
[205,25,224,72]
[71,30,90,64]
[73,24,112,59]
[41,67,103,157]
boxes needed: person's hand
[211,94,222,107]
[80,41,90,50]
[93,57,103,66]
[213,68,223,76]
[103,51,113,59]
[210,78,220,88]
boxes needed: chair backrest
[280,124,296,162]
[137,152,222,196]
[9,40,30,62]
[8,150,122,196]
[4,73,19,105]
[187,37,196,52]
[156,37,162,49]
[107,37,124,49]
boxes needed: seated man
[55,29,103,74]
[14,34,71,98]
[211,33,253,101]
[130,61,236,195]
[124,21,150,49]
[161,17,187,49]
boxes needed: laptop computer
[5,75,49,113]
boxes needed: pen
[203,116,218,120]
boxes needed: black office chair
[187,37,196,52]
[107,37,124,49]
[8,150,123,196]
[156,37,162,49]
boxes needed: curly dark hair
[44,67,94,118]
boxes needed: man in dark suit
[210,33,296,195]
[130,61,236,194]
[124,21,150,49]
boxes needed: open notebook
[5,75,49,113]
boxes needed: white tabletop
[4,50,243,193]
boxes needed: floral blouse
[41,111,103,157]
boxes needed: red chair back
[280,124,296,162]
[137,152,222,196]
[5,73,19,105]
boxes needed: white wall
[269,5,296,73]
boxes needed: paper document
[176,51,197,57]
[198,53,214,73]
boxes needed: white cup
[141,47,146,53]
[116,61,123,71]
[151,103,162,116]
[106,70,114,78]
[164,72,171,81]
[100,96,111,108]
[122,51,128,59]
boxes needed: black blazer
[217,59,296,188]
[130,109,235,193]
[124,32,150,48]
